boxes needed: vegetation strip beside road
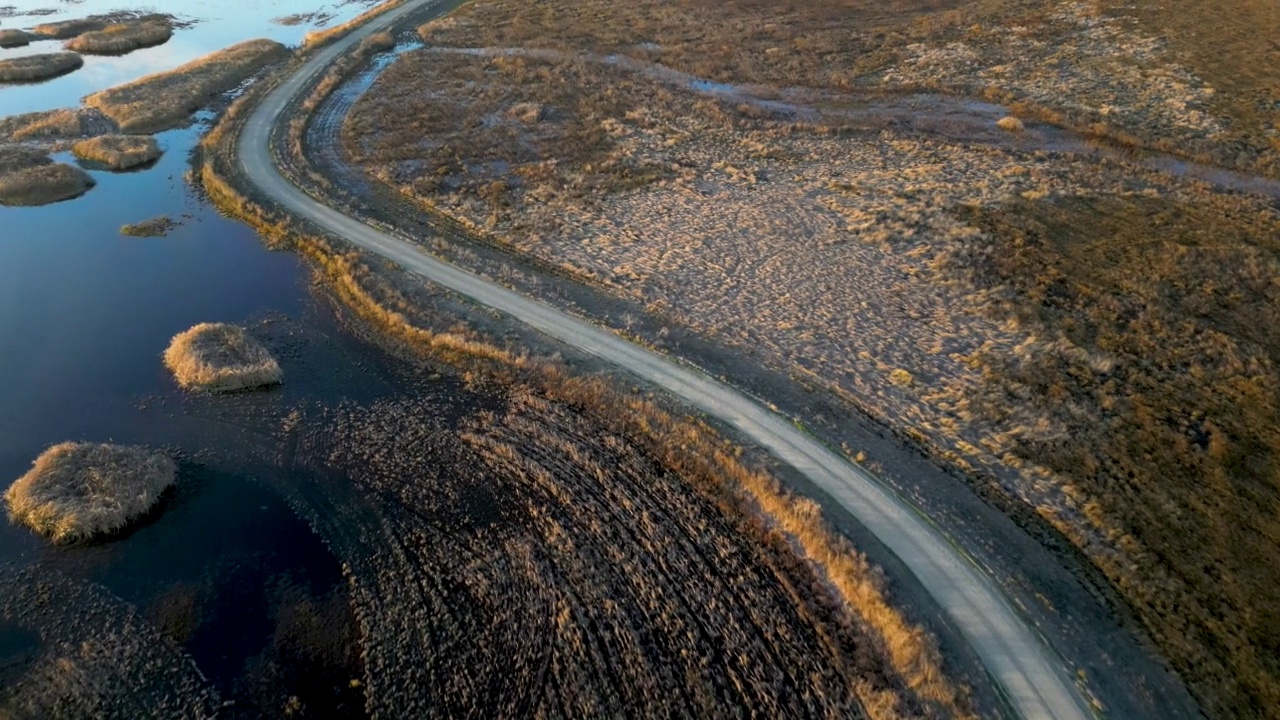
[235,1,1094,718]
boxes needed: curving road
[237,2,1096,718]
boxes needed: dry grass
[0,162,94,206]
[301,0,410,49]
[65,19,172,55]
[0,108,115,143]
[30,13,148,40]
[340,0,1280,716]
[0,29,35,48]
[85,39,289,133]
[0,52,83,83]
[0,145,49,174]
[72,134,161,170]
[4,442,175,544]
[120,215,177,237]
[164,322,283,392]
[199,81,971,718]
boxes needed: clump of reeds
[72,134,162,170]
[0,162,95,206]
[996,116,1025,132]
[0,108,112,142]
[0,29,36,48]
[0,52,84,83]
[163,322,283,392]
[120,215,177,237]
[4,442,176,544]
[85,39,289,133]
[65,19,172,55]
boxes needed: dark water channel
[0,2,432,716]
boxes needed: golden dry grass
[0,146,49,174]
[4,442,175,544]
[85,39,289,133]
[0,52,83,83]
[72,134,161,170]
[164,322,283,392]
[0,108,113,142]
[65,19,172,55]
[0,162,94,206]
[32,16,112,39]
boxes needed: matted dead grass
[4,442,175,544]
[85,39,289,133]
[0,29,36,48]
[0,108,116,143]
[30,13,145,40]
[0,161,94,206]
[0,52,83,83]
[164,322,282,392]
[72,134,161,170]
[65,19,172,55]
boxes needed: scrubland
[85,39,289,132]
[0,52,83,83]
[198,71,972,718]
[4,442,175,544]
[336,0,1280,716]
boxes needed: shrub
[4,442,176,544]
[163,322,283,392]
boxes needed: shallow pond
[0,1,411,715]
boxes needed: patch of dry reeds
[4,442,175,544]
[0,52,83,83]
[65,20,172,55]
[72,134,161,170]
[0,29,36,48]
[0,162,94,206]
[163,322,283,392]
[85,39,289,133]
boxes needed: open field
[65,18,171,55]
[85,39,289,133]
[71,134,160,170]
[338,0,1280,716]
[0,52,82,83]
[4,443,175,544]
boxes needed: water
[0,1,399,713]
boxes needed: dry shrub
[0,163,94,206]
[4,442,175,544]
[0,52,83,83]
[72,134,162,170]
[164,322,283,392]
[0,29,35,48]
[65,20,172,55]
[85,39,290,133]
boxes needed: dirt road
[237,2,1095,717]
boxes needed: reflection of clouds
[0,0,379,114]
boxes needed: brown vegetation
[0,108,115,143]
[72,134,161,170]
[199,76,971,718]
[164,322,283,392]
[0,52,83,83]
[85,39,289,133]
[0,28,36,48]
[0,159,94,206]
[30,13,153,40]
[4,442,175,544]
[65,18,172,55]
[120,215,177,237]
[338,0,1280,716]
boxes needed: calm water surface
[1,1,395,712]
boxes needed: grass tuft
[4,442,175,544]
[72,134,162,170]
[0,52,84,83]
[164,322,282,392]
